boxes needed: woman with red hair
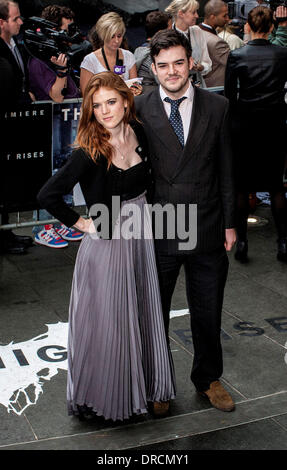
[37,71,175,422]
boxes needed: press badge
[114,65,126,75]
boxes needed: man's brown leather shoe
[152,401,170,417]
[198,381,235,412]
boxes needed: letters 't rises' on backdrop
[0,104,53,213]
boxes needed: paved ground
[0,203,287,454]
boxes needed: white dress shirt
[159,81,194,145]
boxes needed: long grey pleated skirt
[67,193,176,421]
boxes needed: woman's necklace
[114,143,126,160]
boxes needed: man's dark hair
[204,0,226,18]
[150,29,192,63]
[145,11,170,39]
[41,4,75,29]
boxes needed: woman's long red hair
[75,71,138,167]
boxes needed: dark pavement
[0,203,287,453]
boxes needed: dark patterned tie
[164,96,187,147]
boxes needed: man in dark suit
[135,29,236,412]
[0,0,31,107]
[0,0,33,254]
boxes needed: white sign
[0,322,68,415]
[3,311,284,417]
[0,313,189,416]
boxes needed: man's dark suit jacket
[135,85,235,255]
[0,37,31,110]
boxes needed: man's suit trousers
[155,244,229,392]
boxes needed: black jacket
[225,39,287,114]
[37,121,152,234]
[0,37,31,110]
[135,86,235,254]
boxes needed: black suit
[0,36,31,110]
[135,85,235,391]
[225,39,287,192]
[0,36,31,250]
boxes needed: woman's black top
[107,160,148,201]
[37,121,152,233]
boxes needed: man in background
[199,0,230,87]
[0,0,33,254]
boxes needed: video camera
[268,0,287,9]
[22,16,92,71]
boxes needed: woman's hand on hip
[74,217,96,233]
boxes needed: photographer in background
[0,0,33,255]
[41,4,75,32]
[28,5,80,102]
[28,5,83,249]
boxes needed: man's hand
[224,228,236,251]
[50,53,68,71]
[130,82,143,96]
[29,91,36,101]
[192,61,204,72]
[274,6,287,26]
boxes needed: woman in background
[37,72,176,421]
[80,12,137,94]
[225,6,287,263]
[217,22,245,50]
